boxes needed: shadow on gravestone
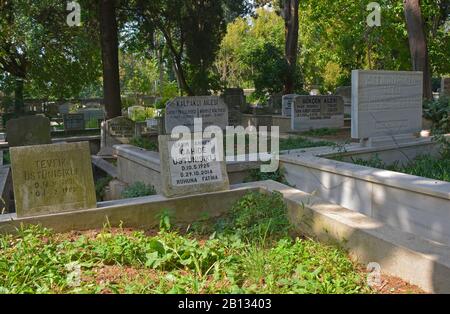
[6,115,52,147]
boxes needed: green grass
[352,154,450,182]
[301,128,340,137]
[279,136,334,151]
[130,136,158,151]
[0,192,371,294]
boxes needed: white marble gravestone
[351,70,423,146]
[158,133,229,197]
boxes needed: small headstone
[441,77,450,97]
[165,96,228,134]
[222,88,246,125]
[351,70,423,145]
[281,94,297,117]
[335,86,351,115]
[10,141,96,217]
[291,95,344,131]
[268,92,283,114]
[63,113,85,131]
[77,107,105,124]
[158,134,229,197]
[127,105,146,119]
[6,115,51,147]
[99,116,135,156]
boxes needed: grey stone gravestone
[441,77,450,97]
[6,115,52,147]
[98,116,135,156]
[165,96,228,133]
[158,133,229,197]
[351,70,423,146]
[335,86,351,115]
[291,95,344,131]
[10,141,96,217]
[63,113,85,131]
[281,94,297,117]
[222,88,246,126]
[268,92,283,114]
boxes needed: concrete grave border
[0,180,449,293]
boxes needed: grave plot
[0,187,424,294]
[279,70,450,246]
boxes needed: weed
[121,182,157,199]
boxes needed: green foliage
[85,118,100,129]
[423,97,450,133]
[130,136,158,151]
[352,153,450,182]
[129,107,157,122]
[279,136,334,151]
[0,0,101,101]
[95,176,112,201]
[215,192,291,242]
[121,182,157,199]
[0,193,371,293]
[301,128,340,137]
[244,168,287,184]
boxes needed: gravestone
[222,88,246,125]
[291,95,344,131]
[99,116,135,156]
[441,77,450,97]
[165,96,228,133]
[351,70,423,146]
[268,92,283,114]
[63,113,85,131]
[335,86,351,115]
[9,141,96,217]
[281,94,297,117]
[158,133,229,197]
[77,107,105,125]
[6,115,52,147]
[127,105,146,119]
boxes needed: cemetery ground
[0,192,423,294]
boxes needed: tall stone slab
[158,134,229,197]
[6,115,51,147]
[10,141,96,217]
[222,88,246,125]
[281,94,297,117]
[165,96,228,133]
[441,77,450,97]
[291,95,344,131]
[351,70,423,143]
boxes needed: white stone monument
[351,70,423,146]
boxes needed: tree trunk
[99,0,122,119]
[403,0,433,100]
[283,0,299,94]
[14,78,24,114]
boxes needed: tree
[0,0,101,113]
[99,0,122,118]
[403,0,433,100]
[132,0,249,96]
[282,0,299,94]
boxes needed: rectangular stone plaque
[10,141,96,217]
[351,70,423,139]
[282,94,296,117]
[158,134,229,197]
[291,95,344,131]
[165,96,228,133]
[63,113,85,131]
[98,116,135,156]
